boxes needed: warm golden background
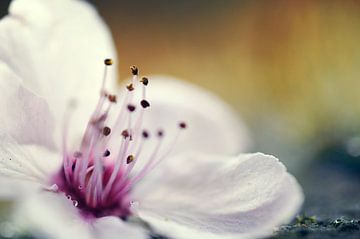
[90,0,360,168]
[2,0,360,168]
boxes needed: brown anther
[126,155,135,164]
[142,130,149,138]
[108,94,117,103]
[141,77,149,86]
[126,83,134,91]
[127,104,136,112]
[140,99,150,108]
[103,149,111,157]
[179,122,187,129]
[130,66,138,75]
[121,130,130,139]
[157,130,164,137]
[104,58,113,66]
[102,126,111,136]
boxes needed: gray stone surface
[270,140,360,239]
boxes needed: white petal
[134,153,303,239]
[13,192,92,239]
[0,177,39,200]
[0,63,56,149]
[93,217,148,239]
[0,0,118,145]
[14,193,148,239]
[0,135,61,198]
[123,75,251,155]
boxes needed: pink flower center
[51,59,186,219]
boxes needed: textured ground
[270,140,360,239]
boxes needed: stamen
[152,122,187,168]
[78,132,100,187]
[140,100,150,108]
[102,126,111,136]
[127,104,136,112]
[126,78,149,153]
[126,123,187,189]
[127,130,165,186]
[157,130,164,137]
[120,135,147,183]
[130,65,138,76]
[79,58,113,150]
[126,155,135,164]
[140,77,149,86]
[62,102,77,184]
[58,61,188,219]
[142,130,150,138]
[108,94,117,103]
[103,149,111,157]
[104,58,113,66]
[102,137,130,199]
[179,122,187,129]
[126,84,134,91]
[121,130,130,139]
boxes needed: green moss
[271,216,360,239]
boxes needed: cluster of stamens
[53,59,186,219]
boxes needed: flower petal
[0,177,37,200]
[0,135,60,198]
[123,75,251,155]
[93,217,148,239]
[0,0,118,144]
[13,192,92,239]
[14,193,148,239]
[0,63,56,149]
[134,153,303,239]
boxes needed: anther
[103,126,111,136]
[127,104,136,112]
[126,155,135,164]
[104,58,113,66]
[142,130,149,138]
[157,130,164,137]
[140,99,150,108]
[179,122,187,129]
[141,77,149,86]
[121,130,130,139]
[130,66,138,76]
[108,94,117,103]
[103,149,111,157]
[126,84,134,91]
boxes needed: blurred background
[0,0,359,168]
[1,0,360,238]
[91,0,360,171]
